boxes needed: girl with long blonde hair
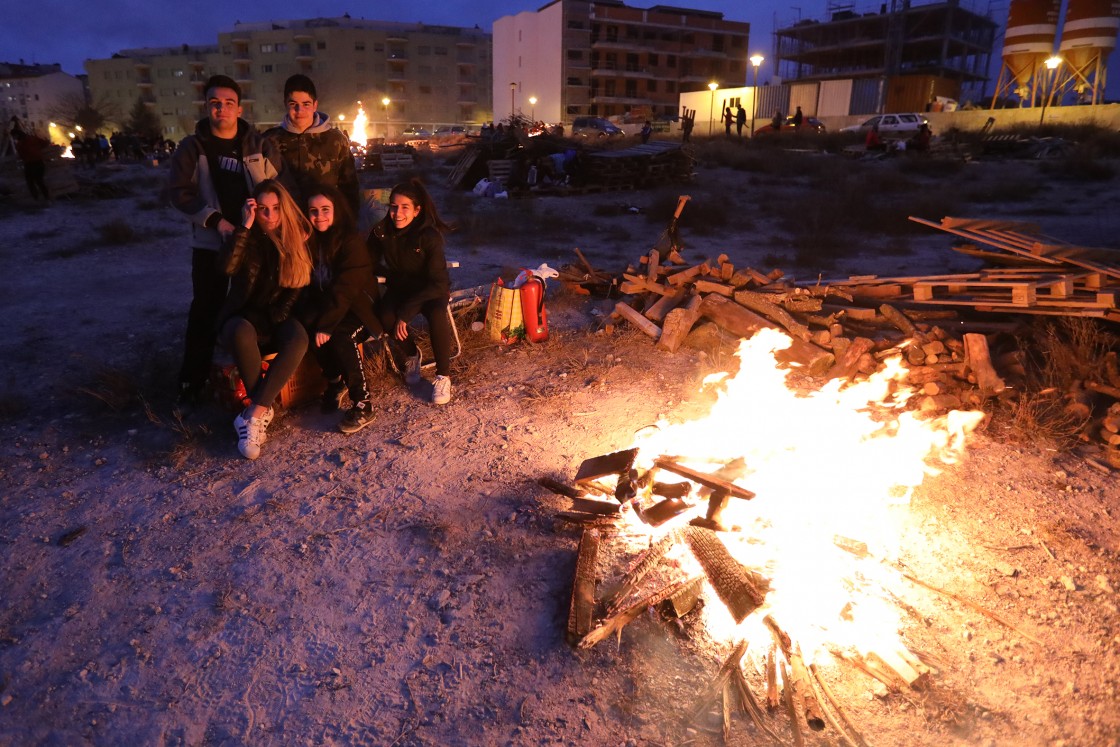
[217,179,313,459]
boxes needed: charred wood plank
[579,576,701,648]
[685,526,766,623]
[567,529,601,645]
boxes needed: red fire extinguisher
[519,273,549,343]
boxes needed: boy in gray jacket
[167,75,286,405]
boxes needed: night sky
[5,0,1119,99]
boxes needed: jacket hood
[280,110,332,135]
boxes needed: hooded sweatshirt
[265,111,360,215]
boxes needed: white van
[840,113,928,136]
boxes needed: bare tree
[48,93,121,134]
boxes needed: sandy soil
[1,145,1120,746]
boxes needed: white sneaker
[405,354,422,385]
[257,407,274,444]
[432,375,452,405]
[234,410,267,460]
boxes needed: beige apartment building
[87,16,493,139]
[494,0,750,124]
[0,62,86,142]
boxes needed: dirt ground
[2,144,1120,747]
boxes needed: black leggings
[379,297,454,377]
[312,313,371,404]
[181,249,229,387]
[221,316,308,410]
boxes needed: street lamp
[749,54,764,137]
[708,81,719,136]
[381,96,390,138]
[509,82,517,119]
[1039,55,1062,127]
[529,96,537,121]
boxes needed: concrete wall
[819,103,1120,134]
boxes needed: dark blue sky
[6,1,1118,100]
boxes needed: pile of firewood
[558,213,1120,466]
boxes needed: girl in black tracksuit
[366,178,455,405]
[218,179,312,460]
[299,184,383,434]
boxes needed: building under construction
[773,0,997,112]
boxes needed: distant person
[908,123,932,152]
[11,128,51,203]
[640,120,652,144]
[723,106,733,137]
[771,111,783,132]
[265,74,360,216]
[167,74,286,406]
[218,180,312,459]
[735,104,746,138]
[865,123,886,151]
[366,179,455,405]
[298,184,382,434]
[792,106,804,131]
[681,114,694,143]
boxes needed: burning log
[733,289,813,342]
[686,639,748,724]
[652,457,755,500]
[766,647,781,709]
[556,511,619,527]
[579,577,702,648]
[614,300,662,340]
[879,303,919,338]
[537,476,585,499]
[962,333,1006,396]
[661,577,704,618]
[574,449,639,504]
[604,529,681,614]
[655,294,703,353]
[781,659,806,747]
[685,526,767,623]
[809,661,872,747]
[732,665,784,742]
[790,650,827,731]
[643,287,689,323]
[638,496,691,526]
[699,294,835,375]
[567,528,601,645]
[827,337,876,380]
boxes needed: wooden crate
[275,354,327,410]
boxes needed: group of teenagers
[168,73,457,460]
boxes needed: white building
[0,62,85,140]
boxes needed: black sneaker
[338,401,375,434]
[321,379,348,413]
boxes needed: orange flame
[624,328,984,661]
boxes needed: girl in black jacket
[366,178,455,405]
[300,184,382,434]
[218,179,312,459]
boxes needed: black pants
[312,313,371,404]
[24,161,49,201]
[221,316,309,410]
[180,249,230,387]
[379,297,455,377]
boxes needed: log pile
[563,212,1120,463]
[540,453,1040,743]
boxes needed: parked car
[840,113,928,136]
[753,115,827,136]
[400,126,432,138]
[572,116,623,138]
[431,125,469,146]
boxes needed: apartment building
[0,62,85,139]
[87,16,493,139]
[494,0,750,124]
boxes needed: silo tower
[1056,0,1120,105]
[990,0,1062,107]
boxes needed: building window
[275,43,287,52]
[374,43,384,52]
[731,35,744,48]
[626,53,639,72]
[647,79,657,92]
[625,80,637,97]
[434,47,448,55]
[419,45,431,55]
[713,35,724,52]
[567,76,583,86]
[648,53,659,66]
[567,20,584,29]
[174,69,184,77]
[260,44,274,53]
[667,55,677,68]
[567,49,583,60]
[606,25,618,42]
[317,41,326,50]
[605,80,616,96]
[666,81,676,92]
[262,64,273,73]
[298,43,312,56]
[626,25,639,39]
